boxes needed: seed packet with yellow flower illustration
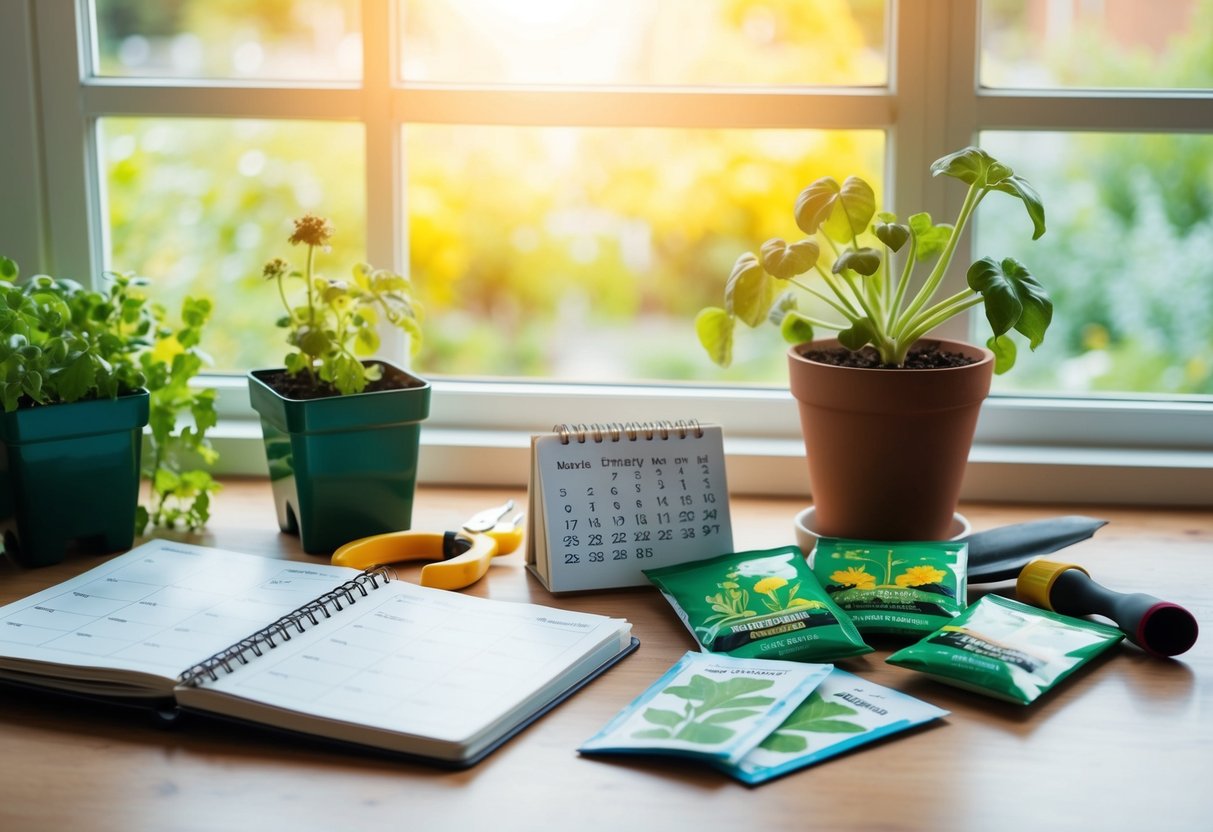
[644,546,872,662]
[579,652,832,765]
[712,669,949,785]
[812,538,968,637]
[886,594,1123,704]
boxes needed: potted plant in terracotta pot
[696,147,1051,541]
[249,215,430,554]
[0,258,152,567]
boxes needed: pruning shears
[331,500,524,590]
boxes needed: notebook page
[174,579,632,760]
[0,540,360,694]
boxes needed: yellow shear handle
[332,531,498,591]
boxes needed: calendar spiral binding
[552,420,704,445]
[177,566,394,688]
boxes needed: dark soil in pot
[256,361,426,400]
[799,342,979,370]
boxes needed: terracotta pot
[787,338,993,542]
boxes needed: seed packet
[812,538,968,637]
[644,546,872,662]
[579,652,832,765]
[886,594,1124,705]
[712,669,949,785]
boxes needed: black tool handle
[1050,569,1199,657]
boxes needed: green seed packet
[579,651,833,765]
[812,537,968,637]
[644,546,872,662]
[713,668,949,785]
[886,594,1124,705]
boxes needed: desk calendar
[526,421,734,592]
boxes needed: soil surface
[257,363,424,400]
[801,342,979,369]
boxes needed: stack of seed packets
[580,653,947,784]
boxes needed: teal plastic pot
[247,362,431,555]
[0,390,150,568]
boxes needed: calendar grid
[526,422,734,592]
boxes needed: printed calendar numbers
[525,422,734,592]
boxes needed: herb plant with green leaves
[263,215,422,396]
[0,260,149,410]
[0,256,219,532]
[696,146,1052,373]
[136,295,220,533]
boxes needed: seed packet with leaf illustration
[812,538,968,637]
[644,546,872,662]
[886,594,1124,705]
[713,669,950,785]
[579,652,832,765]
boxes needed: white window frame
[3,0,1210,506]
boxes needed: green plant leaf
[908,213,952,260]
[838,318,876,351]
[991,174,1047,240]
[794,176,840,235]
[967,256,1052,348]
[695,307,734,368]
[930,146,1012,188]
[759,238,820,279]
[52,352,96,402]
[0,256,17,280]
[780,310,815,345]
[987,333,1017,374]
[874,221,910,252]
[831,247,881,277]
[724,252,774,327]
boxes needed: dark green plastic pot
[247,361,431,555]
[0,390,150,568]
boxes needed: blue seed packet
[712,669,950,785]
[579,652,832,766]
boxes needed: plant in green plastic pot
[694,147,1054,541]
[0,257,219,565]
[248,215,431,554]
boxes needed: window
[2,0,1210,504]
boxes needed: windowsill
[207,419,1213,507]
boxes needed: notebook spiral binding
[177,566,394,688]
[553,420,703,445]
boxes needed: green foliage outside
[92,0,1213,396]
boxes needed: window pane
[405,126,884,383]
[975,131,1213,397]
[92,0,361,81]
[981,0,1213,89]
[100,118,365,371]
[400,0,887,87]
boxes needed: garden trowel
[963,515,1108,583]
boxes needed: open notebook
[0,540,635,766]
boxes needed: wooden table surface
[1,480,1209,832]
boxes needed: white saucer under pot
[793,506,971,558]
